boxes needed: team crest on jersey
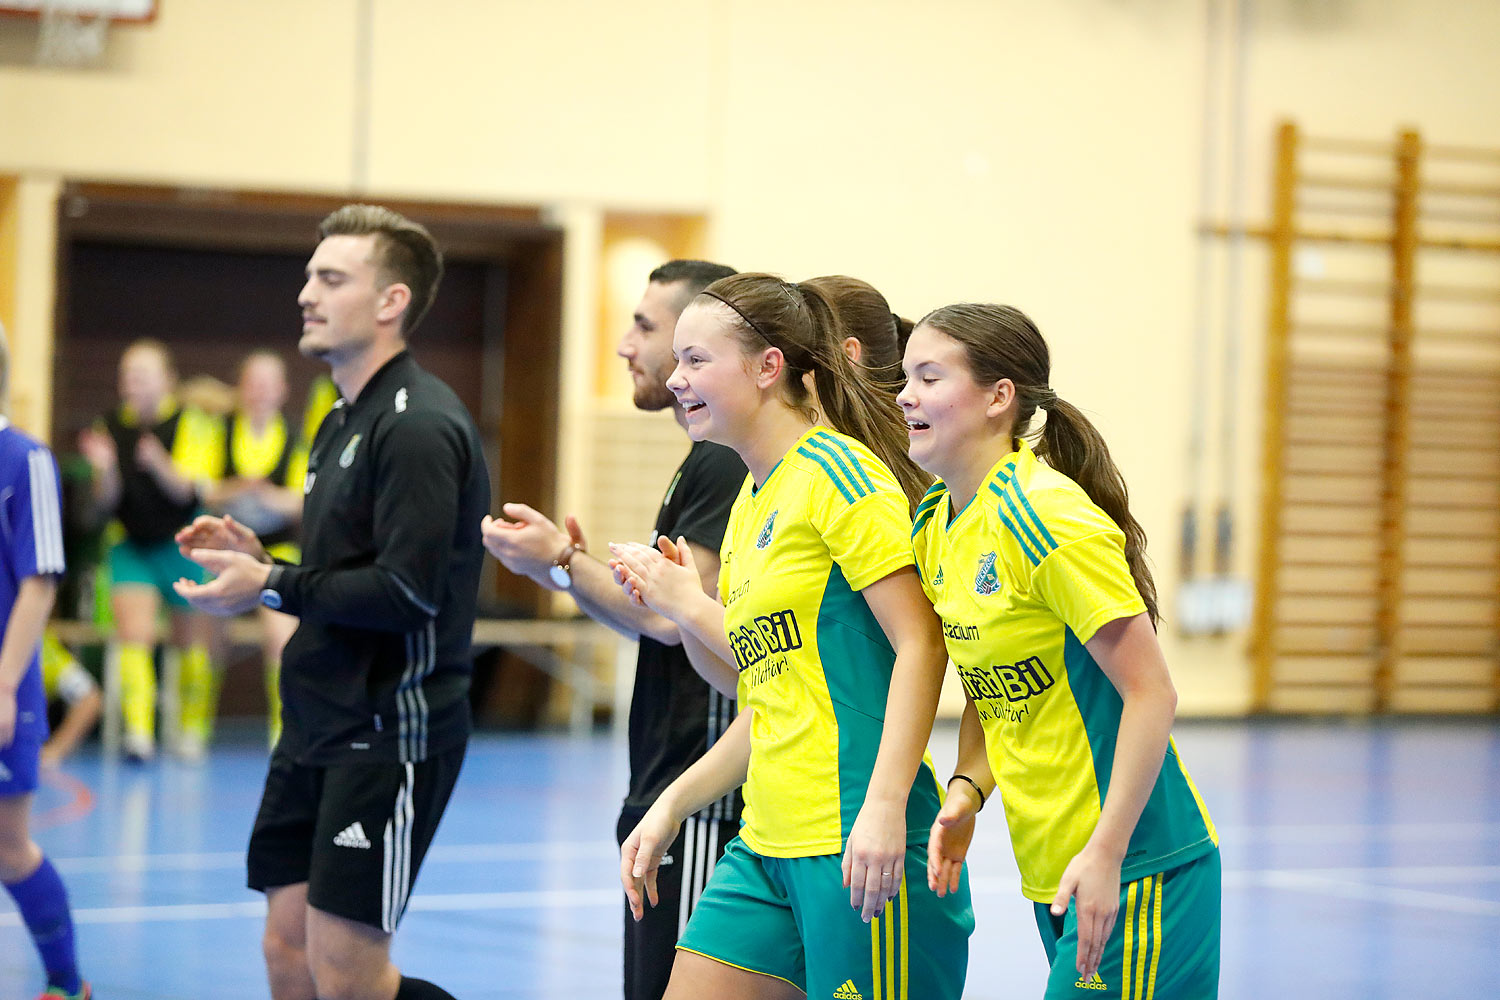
[974,551,999,595]
[756,510,778,549]
[338,433,362,468]
[394,387,408,413]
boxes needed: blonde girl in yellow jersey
[205,351,308,749]
[901,304,1220,999]
[610,274,973,1000]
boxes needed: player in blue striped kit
[0,327,90,1000]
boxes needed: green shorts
[677,836,973,1000]
[1034,847,1220,1000]
[110,538,206,608]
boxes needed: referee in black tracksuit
[175,204,486,1000]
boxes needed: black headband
[699,287,814,371]
[699,289,773,346]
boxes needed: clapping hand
[77,427,117,474]
[176,514,269,564]
[608,536,700,619]
[135,433,174,477]
[480,503,584,586]
[173,547,272,616]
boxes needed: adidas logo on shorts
[333,821,372,849]
[833,979,863,1000]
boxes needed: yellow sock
[42,628,80,675]
[265,658,282,749]
[118,642,156,740]
[178,644,216,742]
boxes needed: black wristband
[948,773,987,809]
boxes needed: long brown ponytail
[698,273,932,512]
[917,303,1159,624]
[800,274,909,390]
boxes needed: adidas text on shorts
[247,743,465,932]
[1033,848,1221,1000]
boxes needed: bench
[50,616,630,752]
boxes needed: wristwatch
[260,565,284,610]
[548,543,584,589]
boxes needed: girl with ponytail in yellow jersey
[610,274,973,1000]
[902,305,1220,999]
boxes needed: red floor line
[33,768,96,830]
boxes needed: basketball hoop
[35,0,111,67]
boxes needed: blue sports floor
[3,717,1498,999]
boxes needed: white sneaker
[174,732,207,763]
[122,731,155,763]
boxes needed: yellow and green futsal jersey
[912,441,1217,902]
[215,411,309,561]
[719,426,945,858]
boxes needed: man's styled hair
[649,259,737,308]
[318,204,444,335]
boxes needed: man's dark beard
[632,360,677,412]
[633,381,677,412]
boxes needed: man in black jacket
[176,204,488,1000]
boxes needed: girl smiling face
[898,322,1014,497]
[667,299,769,450]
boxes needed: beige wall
[3,0,1497,712]
[0,175,61,439]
